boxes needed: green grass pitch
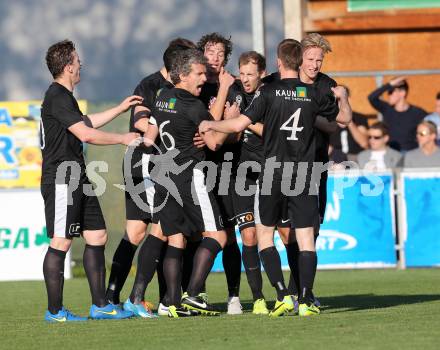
[1,269,439,349]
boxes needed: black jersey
[128,71,172,173]
[263,71,337,163]
[232,82,265,164]
[243,78,339,166]
[199,81,219,109]
[40,82,86,184]
[151,87,212,166]
[312,73,337,162]
[130,71,173,133]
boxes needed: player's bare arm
[247,122,264,136]
[332,86,352,126]
[210,67,235,120]
[143,122,159,147]
[223,101,242,143]
[68,121,139,145]
[87,95,143,128]
[199,114,252,135]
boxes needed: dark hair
[389,79,409,96]
[45,40,76,79]
[238,51,266,72]
[170,49,207,85]
[277,39,302,71]
[436,91,440,100]
[163,38,196,71]
[370,121,389,136]
[197,32,232,65]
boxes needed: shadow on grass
[211,294,440,314]
[319,294,440,313]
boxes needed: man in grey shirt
[404,121,440,167]
[358,122,402,170]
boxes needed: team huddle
[39,32,352,322]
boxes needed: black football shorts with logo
[41,179,106,239]
[232,168,259,231]
[254,177,319,229]
[154,167,224,237]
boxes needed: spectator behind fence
[424,92,440,143]
[404,121,440,168]
[330,86,369,162]
[357,122,402,170]
[368,76,427,152]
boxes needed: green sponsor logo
[0,227,49,249]
[296,87,307,98]
[168,98,176,109]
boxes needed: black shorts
[123,153,155,223]
[232,167,258,231]
[254,177,319,229]
[41,180,106,239]
[233,167,291,231]
[154,167,223,237]
[318,170,328,223]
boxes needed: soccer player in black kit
[199,39,351,317]
[40,40,141,322]
[261,35,352,312]
[104,38,197,318]
[181,32,242,315]
[143,48,230,317]
[226,51,269,314]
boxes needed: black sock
[284,242,300,296]
[259,246,287,301]
[182,240,200,293]
[157,244,167,304]
[163,245,184,306]
[43,246,66,314]
[222,240,241,297]
[242,245,264,301]
[129,235,164,304]
[187,238,222,297]
[83,244,106,307]
[105,237,137,304]
[298,250,318,304]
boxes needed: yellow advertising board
[0,100,87,188]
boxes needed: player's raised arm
[209,67,235,120]
[87,95,143,128]
[68,121,139,145]
[332,86,352,126]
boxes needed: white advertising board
[0,189,71,281]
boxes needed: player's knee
[149,224,167,242]
[204,230,227,248]
[125,220,147,244]
[50,237,72,252]
[277,227,291,244]
[125,230,146,245]
[83,229,107,246]
[241,228,257,246]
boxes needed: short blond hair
[301,33,332,54]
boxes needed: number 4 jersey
[243,78,339,164]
